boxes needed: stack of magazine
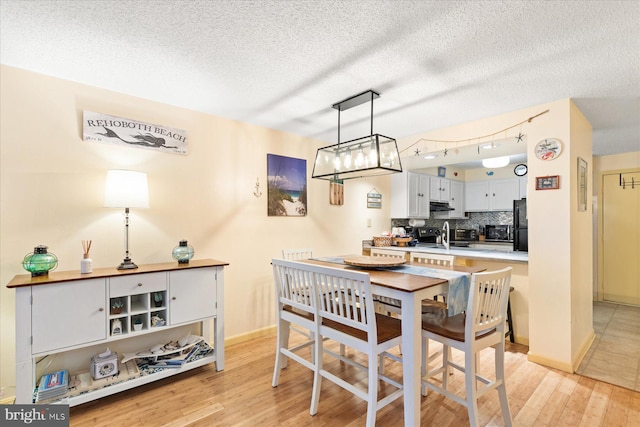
[147,343,202,368]
[36,370,69,402]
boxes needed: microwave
[485,225,512,242]
[454,229,477,241]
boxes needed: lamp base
[117,258,138,270]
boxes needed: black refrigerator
[513,198,528,251]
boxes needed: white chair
[370,248,406,314]
[411,252,455,306]
[281,248,346,357]
[271,258,317,388]
[282,248,313,260]
[309,263,403,427]
[421,267,513,427]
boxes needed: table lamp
[104,170,149,270]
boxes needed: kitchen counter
[363,241,528,263]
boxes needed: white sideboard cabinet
[8,259,228,406]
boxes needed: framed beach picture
[267,154,307,216]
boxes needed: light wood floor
[70,330,640,426]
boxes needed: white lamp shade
[104,170,149,208]
[482,156,510,168]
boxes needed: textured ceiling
[1,0,638,161]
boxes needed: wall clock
[535,138,562,161]
[514,164,528,176]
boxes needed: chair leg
[367,353,378,427]
[340,343,346,356]
[272,320,290,387]
[495,341,513,425]
[310,335,323,416]
[465,349,480,427]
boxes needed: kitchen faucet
[442,221,450,251]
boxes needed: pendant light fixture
[312,90,402,180]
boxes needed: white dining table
[302,256,483,426]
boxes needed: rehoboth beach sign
[83,111,188,155]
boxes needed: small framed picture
[438,166,446,177]
[535,175,560,190]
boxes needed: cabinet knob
[99,307,104,312]
[137,283,143,287]
[172,296,176,300]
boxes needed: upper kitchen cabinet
[429,177,450,202]
[465,178,520,211]
[433,179,466,219]
[391,171,430,218]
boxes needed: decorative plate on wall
[535,138,562,161]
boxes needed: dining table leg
[400,291,423,426]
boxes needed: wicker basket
[373,236,393,247]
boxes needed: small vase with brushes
[81,240,93,274]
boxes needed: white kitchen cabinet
[8,259,228,406]
[465,178,520,211]
[433,180,466,219]
[391,171,430,218]
[429,177,450,202]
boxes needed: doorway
[601,170,640,304]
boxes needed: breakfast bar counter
[363,242,528,263]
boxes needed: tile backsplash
[392,211,513,235]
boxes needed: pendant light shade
[312,90,402,180]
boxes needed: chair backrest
[466,267,513,337]
[282,248,314,260]
[313,265,377,345]
[272,258,316,318]
[370,248,406,259]
[410,252,455,267]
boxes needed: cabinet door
[169,268,217,325]
[390,172,409,218]
[491,179,520,210]
[449,180,465,217]
[416,173,430,217]
[32,279,107,354]
[407,172,420,217]
[429,177,451,202]
[464,181,490,211]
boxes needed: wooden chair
[309,263,404,426]
[271,258,317,388]
[411,252,455,305]
[281,248,346,357]
[282,248,313,260]
[370,248,406,314]
[421,267,513,427]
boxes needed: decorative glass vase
[172,240,194,264]
[22,245,58,277]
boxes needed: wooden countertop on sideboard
[7,258,230,288]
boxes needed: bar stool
[505,286,515,343]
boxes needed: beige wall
[0,65,392,395]
[398,99,594,371]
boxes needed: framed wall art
[267,154,307,216]
[367,189,382,209]
[535,175,560,190]
[578,157,588,211]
